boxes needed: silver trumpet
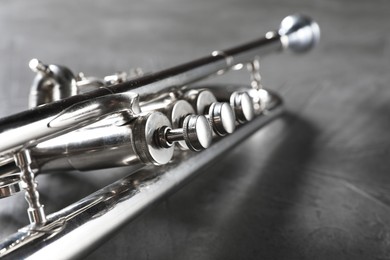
[0,14,319,259]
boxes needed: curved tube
[0,90,282,260]
[0,14,319,259]
[0,14,319,156]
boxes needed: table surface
[0,0,390,259]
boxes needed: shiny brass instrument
[0,14,319,259]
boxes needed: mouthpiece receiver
[278,14,320,53]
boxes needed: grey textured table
[1,0,390,259]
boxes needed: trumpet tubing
[0,14,319,259]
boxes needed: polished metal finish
[248,88,274,114]
[185,89,217,114]
[0,90,282,260]
[142,98,196,150]
[29,59,79,108]
[0,14,319,259]
[132,112,175,165]
[247,58,263,89]
[279,14,320,53]
[230,91,255,123]
[181,115,212,151]
[189,85,255,124]
[208,102,236,136]
[14,150,46,225]
[184,89,236,136]
[0,174,21,198]
[0,92,139,158]
[156,115,212,151]
[33,112,174,171]
[76,73,107,92]
[169,100,195,128]
[170,101,196,150]
[104,71,128,85]
[0,14,319,156]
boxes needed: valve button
[183,115,212,151]
[157,115,212,152]
[208,102,236,136]
[230,91,254,124]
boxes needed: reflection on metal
[0,14,319,259]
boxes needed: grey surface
[1,0,390,259]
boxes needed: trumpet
[0,14,319,259]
